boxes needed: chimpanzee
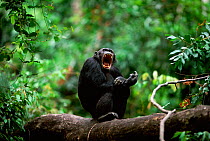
[78,48,138,122]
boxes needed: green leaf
[165,34,171,36]
[181,57,185,64]
[186,48,193,55]
[206,51,210,58]
[179,131,186,141]
[141,72,150,80]
[152,70,158,80]
[202,32,209,38]
[183,52,189,60]
[178,62,183,71]
[71,26,74,32]
[202,131,210,141]
[206,24,210,32]
[0,102,3,108]
[192,53,198,58]
[173,40,181,46]
[172,132,182,139]
[16,95,20,101]
[4,118,7,124]
[27,95,33,104]
[173,55,181,61]
[167,35,177,41]
[181,47,188,50]
[11,15,15,25]
[169,50,181,55]
[169,54,178,61]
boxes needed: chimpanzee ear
[93,51,99,59]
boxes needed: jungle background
[0,0,210,140]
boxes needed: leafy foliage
[0,73,37,140]
[1,0,40,61]
[167,21,210,72]
[172,131,210,141]
[166,21,210,107]
[0,0,60,140]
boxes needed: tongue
[103,62,110,68]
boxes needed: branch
[150,75,209,113]
[23,105,210,141]
[150,75,209,141]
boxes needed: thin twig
[159,109,176,141]
[150,75,209,113]
[87,123,97,141]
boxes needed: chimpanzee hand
[125,71,138,86]
[114,71,138,87]
[114,76,126,86]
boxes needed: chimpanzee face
[94,48,116,70]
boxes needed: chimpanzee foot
[97,112,119,122]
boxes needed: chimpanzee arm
[114,71,138,87]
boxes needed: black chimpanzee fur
[78,48,138,122]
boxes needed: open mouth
[102,53,113,69]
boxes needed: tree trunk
[24,105,210,141]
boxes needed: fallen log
[24,105,210,141]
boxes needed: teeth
[102,54,113,69]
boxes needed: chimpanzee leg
[96,93,113,116]
[96,93,118,122]
[113,87,130,119]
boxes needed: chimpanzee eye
[108,49,113,53]
[103,48,113,53]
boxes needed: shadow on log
[24,105,210,141]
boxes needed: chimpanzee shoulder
[79,57,106,86]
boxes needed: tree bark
[24,105,210,141]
